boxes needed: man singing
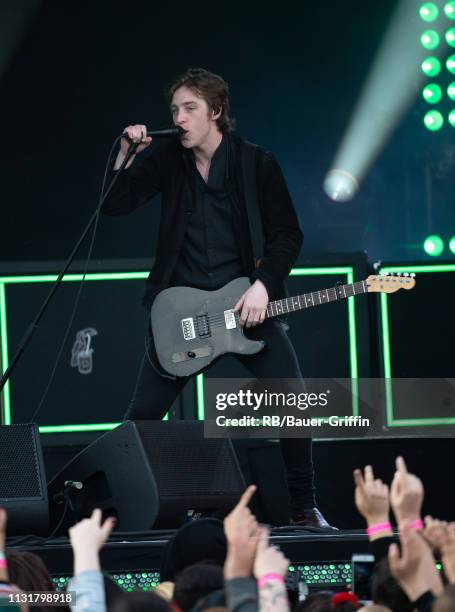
[103,67,331,528]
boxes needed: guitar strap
[241,143,264,268]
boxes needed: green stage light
[423,83,443,103]
[446,27,455,46]
[424,109,444,129]
[447,54,455,72]
[449,82,455,99]
[422,56,442,76]
[449,109,455,125]
[444,1,455,19]
[420,2,439,22]
[421,29,440,49]
[424,235,445,256]
[449,236,455,254]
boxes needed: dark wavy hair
[166,68,235,133]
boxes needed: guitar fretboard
[265,280,368,318]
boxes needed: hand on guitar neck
[233,279,269,328]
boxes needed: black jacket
[102,133,303,306]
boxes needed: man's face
[170,85,217,148]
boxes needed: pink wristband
[257,573,285,588]
[366,522,392,536]
[409,519,424,530]
[0,559,7,569]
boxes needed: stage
[8,527,375,594]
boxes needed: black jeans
[126,319,315,511]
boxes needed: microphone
[53,480,83,503]
[122,127,180,140]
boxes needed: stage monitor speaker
[48,420,245,534]
[0,424,48,535]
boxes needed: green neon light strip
[196,374,205,421]
[196,267,359,420]
[0,271,168,432]
[0,284,11,425]
[389,418,455,427]
[0,272,149,284]
[379,264,455,428]
[39,423,121,434]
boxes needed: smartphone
[351,554,375,603]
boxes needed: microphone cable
[28,136,122,424]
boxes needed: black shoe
[291,507,338,530]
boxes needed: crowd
[0,456,454,611]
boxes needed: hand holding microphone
[120,124,153,156]
[115,124,180,170]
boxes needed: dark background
[0,0,454,429]
[1,1,455,533]
[1,0,454,264]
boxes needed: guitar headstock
[366,273,416,293]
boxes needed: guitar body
[151,272,416,377]
[151,277,265,377]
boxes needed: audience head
[110,590,171,612]
[172,563,224,612]
[6,550,54,593]
[295,590,361,612]
[160,519,227,581]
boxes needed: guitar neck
[265,280,369,318]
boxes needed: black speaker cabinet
[48,420,245,534]
[0,424,48,535]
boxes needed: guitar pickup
[224,310,237,330]
[181,318,196,340]
[196,314,211,338]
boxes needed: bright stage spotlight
[449,82,455,99]
[324,0,440,202]
[424,109,444,129]
[447,55,455,73]
[449,108,455,125]
[449,236,455,254]
[446,28,455,47]
[421,30,440,49]
[424,235,445,256]
[444,1,455,19]
[323,170,359,202]
[423,83,443,103]
[422,56,442,76]
[420,2,439,22]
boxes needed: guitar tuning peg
[381,271,389,276]
[403,272,409,276]
[396,272,401,276]
[410,273,416,278]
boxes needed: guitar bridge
[181,318,196,340]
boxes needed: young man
[103,68,330,528]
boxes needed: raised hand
[390,456,424,524]
[253,526,290,579]
[423,516,449,556]
[69,508,116,575]
[353,465,390,527]
[224,485,260,578]
[0,507,8,582]
[388,520,443,602]
[441,523,455,583]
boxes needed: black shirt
[169,135,244,290]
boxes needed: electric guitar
[151,274,416,377]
